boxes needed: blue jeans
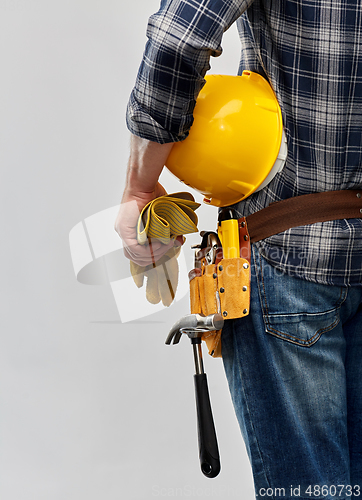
[222,246,362,500]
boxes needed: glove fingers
[145,266,161,304]
[156,257,179,307]
[129,261,145,288]
[130,241,181,306]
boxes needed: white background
[1,1,254,498]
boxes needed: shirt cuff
[126,90,194,144]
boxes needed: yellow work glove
[136,192,200,245]
[130,192,200,306]
[130,245,181,307]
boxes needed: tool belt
[190,189,362,358]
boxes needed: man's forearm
[122,134,174,202]
[115,134,177,266]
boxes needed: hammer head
[165,313,224,345]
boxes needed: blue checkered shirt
[126,0,362,286]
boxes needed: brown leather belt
[237,189,362,260]
[246,189,362,242]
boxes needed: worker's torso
[234,0,362,286]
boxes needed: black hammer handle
[194,373,221,478]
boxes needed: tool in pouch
[188,208,251,358]
[129,192,200,306]
[165,208,252,478]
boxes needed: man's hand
[115,134,181,266]
[115,182,181,266]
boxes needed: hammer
[165,313,224,478]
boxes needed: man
[115,0,362,498]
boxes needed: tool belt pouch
[189,258,250,358]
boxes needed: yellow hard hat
[165,71,287,207]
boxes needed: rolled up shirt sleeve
[126,0,253,144]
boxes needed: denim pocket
[254,248,346,347]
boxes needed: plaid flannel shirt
[126,0,362,286]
